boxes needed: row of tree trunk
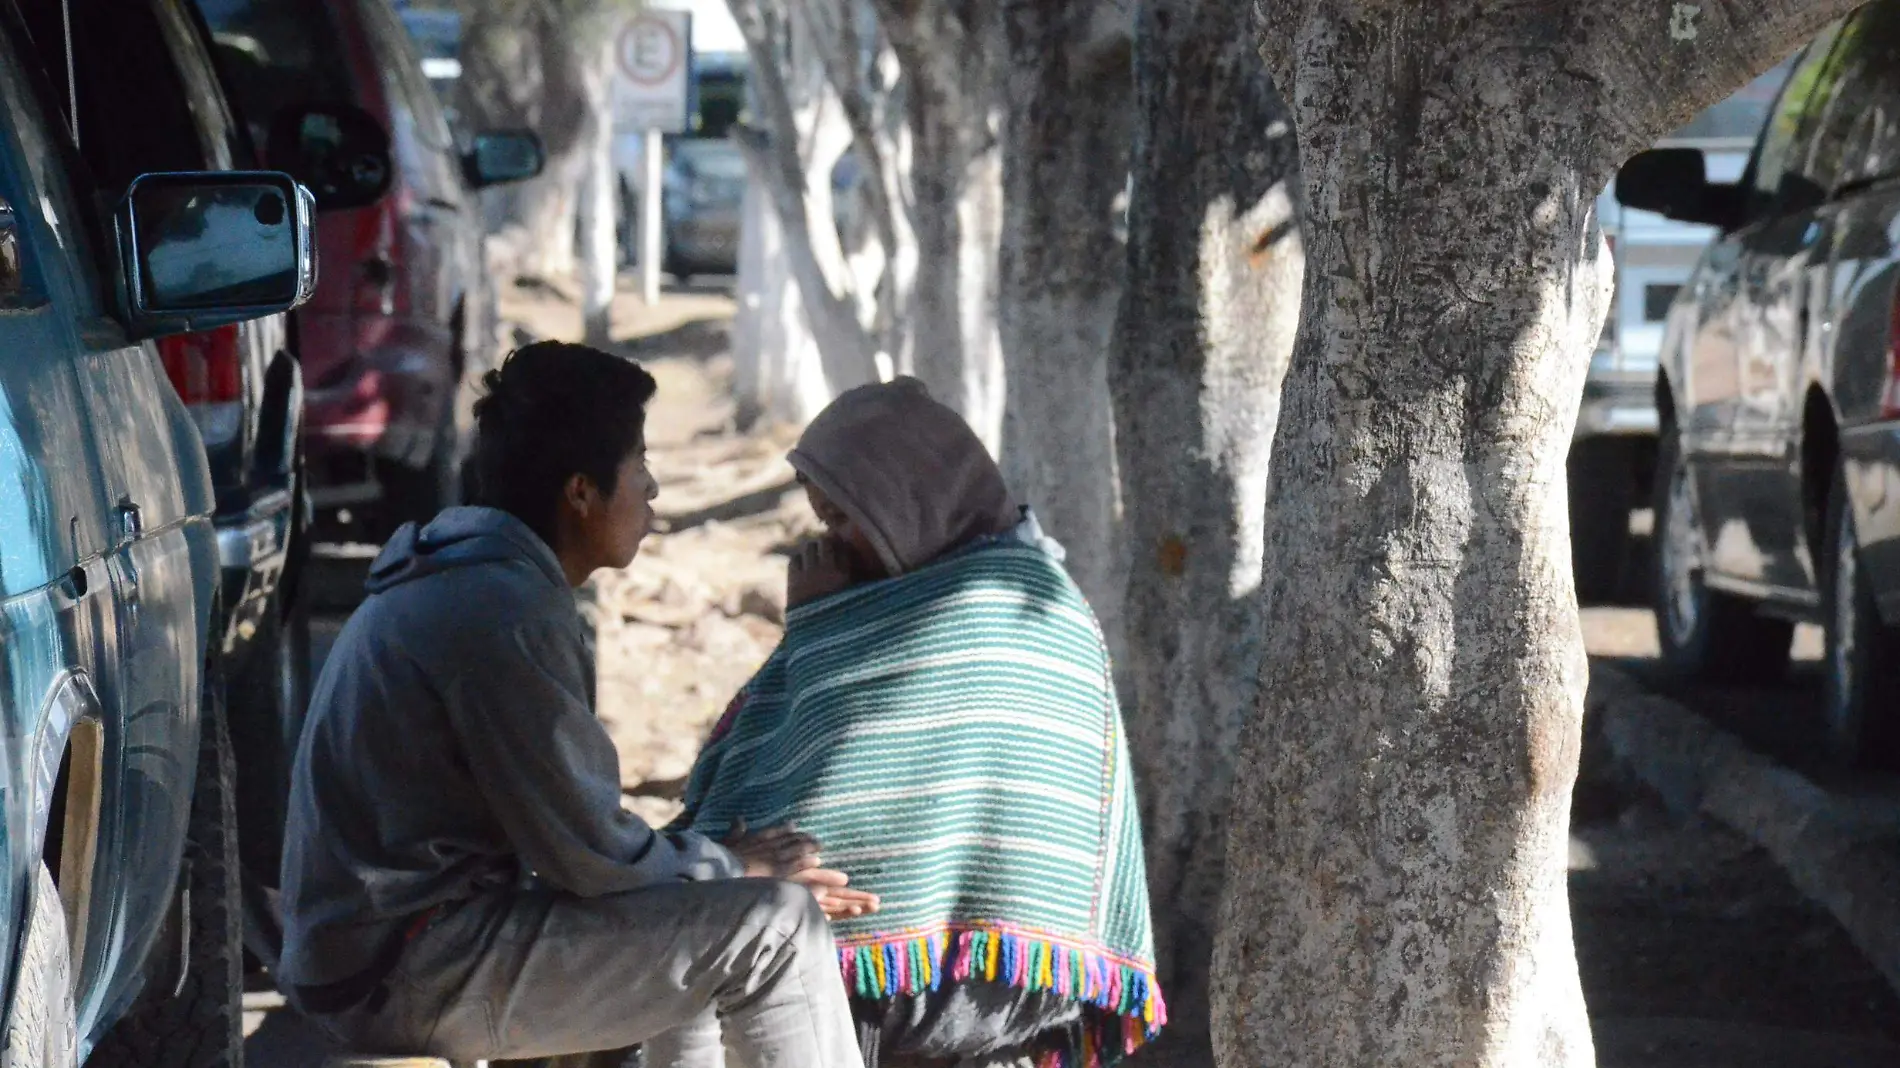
[712,0,1864,1064]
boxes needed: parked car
[662,136,747,280]
[1619,4,1900,766]
[0,1,315,1062]
[1570,62,1791,602]
[615,49,748,275]
[199,0,544,540]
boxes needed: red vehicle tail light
[158,326,242,407]
[1885,281,1900,419]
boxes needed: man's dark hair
[470,341,657,545]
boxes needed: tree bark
[878,0,1006,453]
[997,2,1132,638]
[1110,3,1300,1065]
[1212,2,1862,1065]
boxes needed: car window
[196,0,358,152]
[1747,18,1851,214]
[1822,3,1900,190]
[0,8,109,316]
[15,0,225,196]
[1799,7,1900,194]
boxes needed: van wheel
[89,659,243,1068]
[1651,427,1792,683]
[2,864,77,1068]
[1820,468,1900,768]
[1569,438,1635,604]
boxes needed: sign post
[611,9,691,305]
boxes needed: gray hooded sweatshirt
[278,507,741,992]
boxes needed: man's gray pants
[315,878,862,1068]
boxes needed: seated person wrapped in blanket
[663,378,1166,1068]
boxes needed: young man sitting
[278,341,876,1066]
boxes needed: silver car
[1569,60,1790,602]
[1620,6,1900,767]
[663,137,747,281]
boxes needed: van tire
[1651,427,1793,684]
[1819,467,1900,768]
[90,660,244,1068]
[2,864,77,1068]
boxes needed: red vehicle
[199,0,542,537]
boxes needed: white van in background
[1569,58,1793,601]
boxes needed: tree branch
[1580,0,1865,166]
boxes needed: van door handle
[117,497,143,542]
[116,498,142,607]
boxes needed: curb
[1586,664,1900,999]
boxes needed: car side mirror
[462,130,545,189]
[1615,148,1744,230]
[265,103,394,212]
[115,172,317,338]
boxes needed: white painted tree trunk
[997,2,1132,642]
[731,0,883,403]
[576,36,618,345]
[1211,2,1865,1065]
[1110,4,1300,1065]
[733,166,832,427]
[878,2,1006,455]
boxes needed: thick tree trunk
[880,1,1006,454]
[1211,7,1610,1066]
[1110,3,1300,1065]
[1212,2,1869,1061]
[997,3,1131,636]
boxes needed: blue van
[0,1,317,1063]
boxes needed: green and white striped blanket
[675,538,1164,1067]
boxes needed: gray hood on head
[365,506,567,595]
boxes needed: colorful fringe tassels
[838,927,1167,1068]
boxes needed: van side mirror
[1616,148,1745,230]
[266,103,394,212]
[463,130,545,189]
[115,172,317,338]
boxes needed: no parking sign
[611,9,692,134]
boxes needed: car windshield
[672,139,747,180]
[196,0,358,142]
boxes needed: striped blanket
[674,537,1164,1067]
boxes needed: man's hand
[722,820,821,879]
[787,536,856,609]
[790,868,881,920]
[722,821,881,920]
